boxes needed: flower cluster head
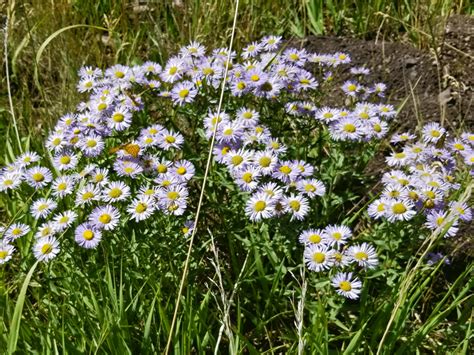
[299,225,378,300]
[204,108,326,221]
[368,123,472,238]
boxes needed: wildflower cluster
[299,225,378,299]
[205,109,326,221]
[368,123,473,237]
[0,62,198,263]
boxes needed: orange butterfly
[109,143,141,158]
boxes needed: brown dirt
[294,14,473,133]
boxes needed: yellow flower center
[242,172,253,183]
[305,184,316,192]
[279,165,292,175]
[169,66,178,75]
[339,281,352,291]
[179,89,189,98]
[115,71,125,78]
[176,167,186,175]
[165,135,176,144]
[83,230,94,241]
[57,182,67,191]
[312,252,325,263]
[259,157,271,167]
[32,173,45,182]
[52,138,61,146]
[250,74,260,82]
[359,112,369,119]
[167,191,179,200]
[309,234,321,243]
[289,200,300,211]
[59,216,70,224]
[231,155,243,166]
[0,251,8,259]
[243,112,253,119]
[112,113,124,123]
[343,124,356,133]
[347,84,357,92]
[12,228,22,235]
[223,128,233,136]
[254,201,266,212]
[60,156,71,165]
[109,188,122,198]
[323,112,333,119]
[135,203,147,213]
[332,232,342,240]
[41,244,53,254]
[38,204,48,211]
[392,203,407,214]
[430,130,441,137]
[289,53,299,61]
[355,251,368,260]
[374,124,382,132]
[157,164,168,174]
[436,217,444,226]
[99,214,112,224]
[97,103,107,111]
[124,167,135,174]
[237,82,246,90]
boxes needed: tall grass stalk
[163,1,240,352]
[3,10,23,154]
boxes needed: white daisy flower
[75,184,101,206]
[30,198,58,219]
[296,179,326,198]
[108,107,132,131]
[367,198,389,219]
[25,166,53,189]
[386,199,416,222]
[347,243,378,269]
[33,236,60,262]
[90,168,109,185]
[258,182,284,200]
[4,223,31,242]
[331,272,362,299]
[35,222,58,239]
[52,175,76,198]
[15,151,41,168]
[0,242,15,264]
[304,244,334,272]
[127,195,156,222]
[253,150,278,175]
[245,192,275,222]
[282,193,310,221]
[53,210,78,231]
[0,172,23,192]
[422,122,446,143]
[75,223,102,249]
[53,151,79,171]
[90,205,120,231]
[158,129,184,150]
[298,229,328,246]
[324,225,352,247]
[102,181,131,203]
